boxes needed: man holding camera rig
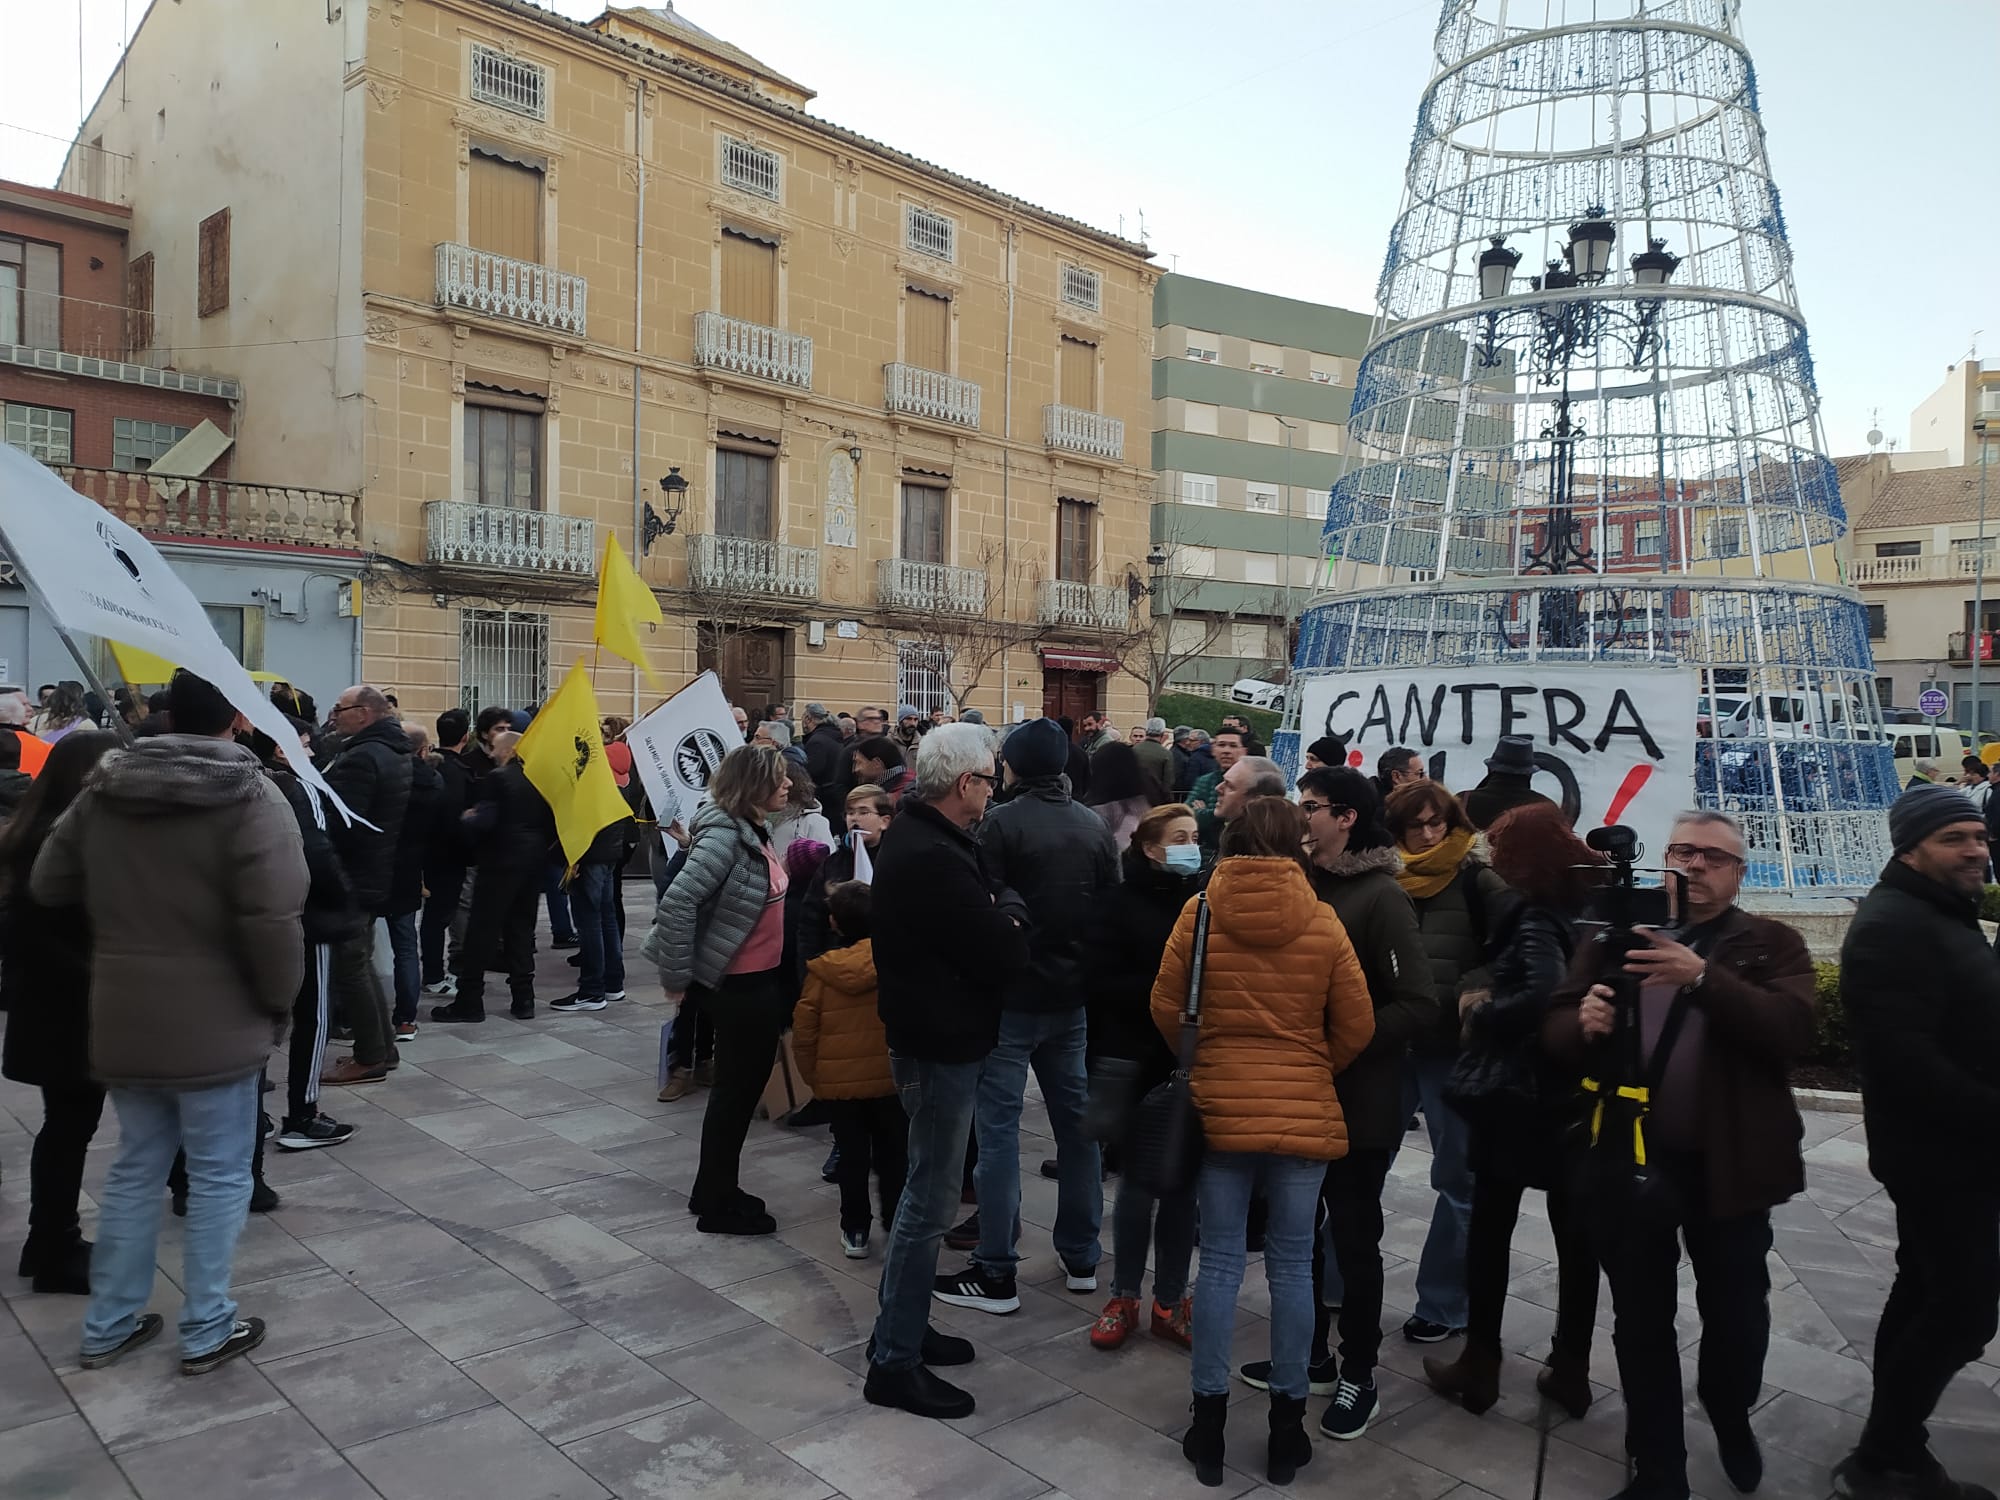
[1544,810,1816,1500]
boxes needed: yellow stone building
[75,0,1158,726]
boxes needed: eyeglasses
[965,772,1001,790]
[1664,843,1745,869]
[330,703,365,720]
[1298,801,1350,819]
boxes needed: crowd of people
[0,677,1993,1500]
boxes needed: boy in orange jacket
[792,882,906,1259]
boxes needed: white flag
[0,443,357,822]
[626,670,740,829]
[848,829,874,886]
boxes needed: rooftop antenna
[1973,329,1984,362]
[1138,208,1149,248]
[1867,409,1883,451]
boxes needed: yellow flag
[593,531,663,688]
[110,640,282,685]
[517,659,631,864]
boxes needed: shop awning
[1039,648,1121,674]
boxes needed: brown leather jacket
[1543,905,1815,1219]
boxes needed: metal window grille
[1059,264,1101,312]
[3,403,73,463]
[720,136,781,201]
[113,418,191,473]
[896,640,953,718]
[459,608,549,715]
[470,44,549,120]
[904,205,955,262]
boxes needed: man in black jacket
[321,685,413,1083]
[421,708,474,996]
[935,717,1117,1318]
[865,724,1030,1422]
[1836,786,2000,1500]
[385,725,439,1040]
[437,742,557,1024]
[800,702,848,832]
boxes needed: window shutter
[468,151,543,262]
[1059,337,1096,410]
[21,241,60,349]
[1058,499,1094,582]
[127,252,154,350]
[903,288,949,372]
[900,483,946,564]
[197,209,230,318]
[719,230,777,325]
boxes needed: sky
[2,0,1994,459]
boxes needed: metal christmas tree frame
[1284,0,1894,890]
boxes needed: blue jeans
[1405,1052,1473,1328]
[386,912,421,1025]
[569,861,624,999]
[973,1007,1100,1278]
[544,860,575,942]
[84,1075,258,1360]
[1194,1151,1324,1398]
[870,1054,981,1373]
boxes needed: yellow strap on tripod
[1579,1077,1653,1159]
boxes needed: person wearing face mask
[1083,803,1205,1353]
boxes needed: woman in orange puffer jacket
[1152,798,1375,1489]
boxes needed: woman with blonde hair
[641,743,794,1236]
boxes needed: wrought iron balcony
[1037,578,1127,631]
[434,243,588,337]
[60,466,358,549]
[877,557,987,614]
[424,500,595,575]
[687,533,819,600]
[1043,404,1124,461]
[693,311,813,390]
[885,363,981,428]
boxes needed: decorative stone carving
[366,78,401,111]
[364,312,400,344]
[824,450,857,550]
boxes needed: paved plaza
[3,887,1996,1500]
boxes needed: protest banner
[1293,664,1698,854]
[625,671,738,827]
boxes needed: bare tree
[871,539,1051,714]
[1110,528,1292,710]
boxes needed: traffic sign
[1918,686,1950,719]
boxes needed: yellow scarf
[1396,827,1477,900]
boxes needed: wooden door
[1041,670,1099,728]
[701,626,787,714]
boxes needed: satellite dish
[1867,426,1884,448]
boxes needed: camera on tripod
[1579,824,1689,1006]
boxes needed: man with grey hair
[864,723,1030,1421]
[753,717,807,770]
[1216,754,1287,828]
[1544,809,1814,1499]
[0,689,29,727]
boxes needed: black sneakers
[1241,1354,1341,1396]
[863,1362,975,1420]
[79,1312,163,1369]
[1061,1257,1099,1293]
[181,1317,265,1375]
[549,993,607,1013]
[864,1325,975,1368]
[1318,1378,1379,1440]
[276,1115,355,1152]
[510,998,536,1020]
[1402,1315,1459,1343]
[932,1266,1020,1315]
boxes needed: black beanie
[1888,783,1984,855]
[1003,717,1070,781]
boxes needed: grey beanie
[896,703,921,723]
[1888,783,1984,855]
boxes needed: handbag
[1442,1029,1544,1131]
[1082,1055,1143,1146]
[1128,893,1211,1197]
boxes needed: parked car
[1696,693,1747,738]
[1230,677,1286,713]
[1889,725,1972,786]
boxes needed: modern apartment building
[1909,356,2000,468]
[66,0,1156,724]
[0,167,362,693]
[1148,274,1369,695]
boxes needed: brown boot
[1422,1339,1502,1415]
[1536,1348,1593,1419]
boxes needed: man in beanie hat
[934,715,1116,1317]
[1834,788,2000,1500]
[1463,735,1555,831]
[1544,811,1814,1500]
[892,705,924,754]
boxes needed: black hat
[1888,783,1984,855]
[1306,736,1343,765]
[1002,717,1069,781]
[1485,735,1536,776]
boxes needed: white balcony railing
[885,363,981,428]
[877,557,987,613]
[693,311,813,390]
[61,466,357,548]
[434,243,588,337]
[688,533,819,599]
[1849,550,2000,585]
[424,500,596,575]
[1037,578,1127,631]
[1043,403,1125,460]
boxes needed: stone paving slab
[2,883,1997,1499]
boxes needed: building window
[1059,335,1097,411]
[1059,263,1101,312]
[1865,603,1887,640]
[903,287,949,372]
[1245,483,1280,513]
[1230,622,1268,658]
[2,403,73,463]
[1706,517,1745,558]
[113,418,191,472]
[1247,340,1284,375]
[1308,420,1342,453]
[1184,331,1219,363]
[1309,353,1341,385]
[204,604,246,662]
[462,400,542,509]
[1182,402,1218,436]
[1057,498,1093,582]
[127,251,154,350]
[1247,411,1282,445]
[1304,486,1329,519]
[0,234,61,348]
[904,204,955,262]
[1874,540,1921,558]
[197,208,229,318]
[719,135,781,201]
[720,228,778,325]
[460,607,549,715]
[469,148,544,262]
[1242,552,1279,585]
[896,640,953,717]
[469,43,550,121]
[1635,517,1663,557]
[1179,473,1217,507]
[715,445,775,538]
[1177,545,1217,579]
[900,481,947,564]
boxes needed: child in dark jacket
[791,882,905,1260]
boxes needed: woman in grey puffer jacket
[641,744,793,1236]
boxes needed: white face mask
[1162,844,1202,874]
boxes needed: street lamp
[1630,237,1682,286]
[644,465,688,555]
[1565,208,1618,282]
[1477,236,1522,300]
